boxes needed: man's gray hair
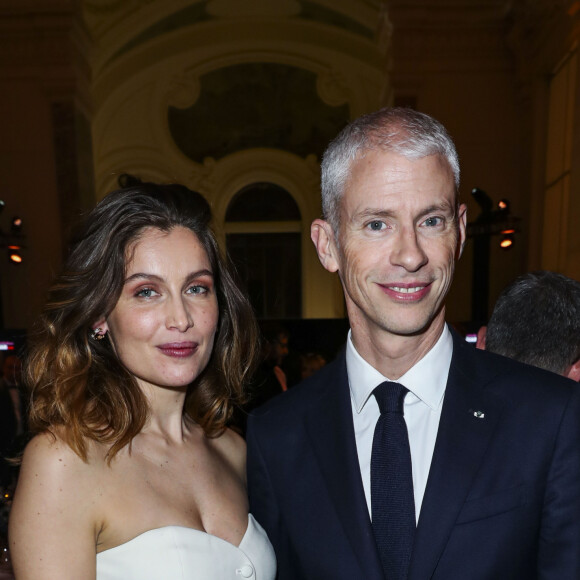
[320,107,460,232]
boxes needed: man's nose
[390,228,428,272]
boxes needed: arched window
[225,182,302,319]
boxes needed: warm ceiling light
[9,252,22,264]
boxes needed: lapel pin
[473,410,485,419]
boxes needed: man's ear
[565,358,580,382]
[311,219,340,273]
[456,203,468,259]
[476,325,487,350]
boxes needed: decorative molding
[316,67,351,106]
[206,0,301,18]
[83,0,194,41]
[84,0,129,10]
[83,0,156,17]
[189,157,218,196]
[376,4,393,54]
[166,72,201,109]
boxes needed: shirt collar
[346,325,453,414]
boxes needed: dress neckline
[97,514,255,555]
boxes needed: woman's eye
[187,285,208,295]
[367,220,385,231]
[135,287,158,298]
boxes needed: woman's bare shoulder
[19,430,106,491]
[10,433,106,578]
[25,429,80,460]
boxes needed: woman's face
[99,226,219,395]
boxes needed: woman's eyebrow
[124,269,214,284]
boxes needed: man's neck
[351,319,446,381]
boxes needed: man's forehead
[348,148,453,178]
[341,152,456,205]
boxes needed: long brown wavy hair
[25,181,260,462]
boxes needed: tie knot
[373,381,408,414]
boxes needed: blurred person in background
[477,270,580,381]
[0,355,24,489]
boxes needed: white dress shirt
[346,325,453,523]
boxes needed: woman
[9,181,276,579]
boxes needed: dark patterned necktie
[371,381,416,579]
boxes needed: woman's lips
[156,342,198,358]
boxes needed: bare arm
[9,433,99,580]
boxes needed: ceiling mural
[168,62,350,162]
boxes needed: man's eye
[423,216,443,227]
[367,221,385,231]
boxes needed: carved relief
[189,157,217,196]
[316,68,350,107]
[167,63,350,162]
[167,73,201,109]
[206,0,301,18]
[82,0,163,39]
[84,0,156,15]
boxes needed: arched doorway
[225,182,302,318]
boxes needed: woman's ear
[91,318,109,339]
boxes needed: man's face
[3,356,21,384]
[317,150,466,343]
[271,334,289,366]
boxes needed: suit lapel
[409,334,505,579]
[303,351,385,579]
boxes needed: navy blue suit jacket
[246,332,580,579]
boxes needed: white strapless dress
[96,514,276,580]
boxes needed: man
[246,107,580,579]
[248,322,291,409]
[0,354,24,486]
[477,270,580,381]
